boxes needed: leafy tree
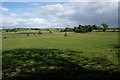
[75,29,80,33]
[73,27,76,31]
[101,23,109,32]
[88,26,93,32]
[80,27,87,33]
[61,24,101,33]
[92,24,98,30]
[97,27,102,32]
[78,24,82,29]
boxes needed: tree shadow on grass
[109,44,120,66]
[110,44,120,49]
[2,49,120,80]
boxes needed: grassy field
[2,31,120,80]
[2,31,119,63]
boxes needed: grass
[2,31,119,63]
[2,32,118,50]
[2,49,120,80]
[1,31,120,80]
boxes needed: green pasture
[2,31,119,64]
[1,31,120,79]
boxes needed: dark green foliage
[79,27,87,33]
[43,28,49,31]
[63,28,74,32]
[97,27,102,32]
[60,29,63,32]
[92,24,98,30]
[4,37,7,39]
[49,31,52,33]
[74,25,94,33]
[75,28,80,33]
[38,31,42,35]
[64,33,67,36]
[73,27,76,31]
[59,23,110,33]
[3,28,18,33]
[62,24,100,33]
[31,28,41,30]
[2,49,120,80]
[27,33,29,36]
[101,23,109,32]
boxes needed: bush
[49,31,52,33]
[4,37,7,39]
[38,31,42,34]
[27,33,29,36]
[64,33,67,36]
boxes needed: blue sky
[2,2,65,15]
[0,2,118,28]
[2,2,65,9]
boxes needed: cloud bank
[0,7,9,12]
[1,2,118,28]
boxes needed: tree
[79,27,87,33]
[73,27,76,31]
[101,23,109,32]
[92,24,98,30]
[97,27,102,32]
[78,24,82,29]
[75,29,80,33]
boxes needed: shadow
[109,44,120,55]
[110,44,120,49]
[2,49,120,80]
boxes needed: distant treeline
[1,28,59,32]
[61,24,98,33]
[1,23,120,33]
[61,23,119,33]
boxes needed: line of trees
[1,23,110,33]
[61,23,109,33]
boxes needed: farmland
[1,30,120,80]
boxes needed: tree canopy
[101,23,109,31]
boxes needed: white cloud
[35,2,118,27]
[29,18,45,23]
[29,3,41,6]
[0,17,49,28]
[10,13,18,17]
[1,2,118,28]
[0,7,9,12]
[9,12,37,18]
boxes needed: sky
[0,2,118,28]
